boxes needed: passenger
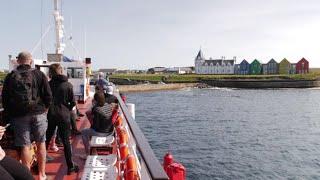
[1,51,52,180]
[95,72,109,92]
[0,125,34,180]
[81,92,115,155]
[104,85,118,104]
[45,63,79,175]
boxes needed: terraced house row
[195,50,309,75]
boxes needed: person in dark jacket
[81,92,115,155]
[1,51,52,180]
[103,85,118,104]
[45,63,79,174]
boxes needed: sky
[1,0,320,70]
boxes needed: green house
[249,59,262,75]
[279,58,291,74]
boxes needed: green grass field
[111,71,320,83]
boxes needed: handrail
[115,93,169,180]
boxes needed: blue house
[266,58,278,74]
[236,59,250,75]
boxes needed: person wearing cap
[81,92,116,156]
[95,72,109,92]
[103,85,118,104]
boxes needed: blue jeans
[81,128,110,154]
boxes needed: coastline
[202,79,320,88]
[117,83,197,93]
[115,78,320,93]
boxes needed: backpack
[8,69,38,114]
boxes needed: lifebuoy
[115,115,123,127]
[116,126,125,137]
[119,144,129,161]
[118,128,129,145]
[124,155,139,180]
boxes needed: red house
[296,58,309,74]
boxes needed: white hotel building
[195,50,236,74]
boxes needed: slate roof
[202,59,235,66]
[195,50,205,60]
[267,58,277,64]
[240,59,249,65]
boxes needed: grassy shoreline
[110,72,320,84]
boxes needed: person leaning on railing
[0,125,34,180]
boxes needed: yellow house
[279,58,291,74]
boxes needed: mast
[53,0,65,55]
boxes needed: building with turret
[194,50,236,74]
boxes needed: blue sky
[1,0,320,70]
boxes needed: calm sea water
[126,88,320,180]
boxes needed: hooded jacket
[48,75,75,121]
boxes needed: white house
[195,50,236,74]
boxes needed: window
[67,67,84,79]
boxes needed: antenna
[40,0,43,59]
[53,0,65,54]
[84,26,87,59]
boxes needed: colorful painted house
[239,59,250,75]
[279,58,291,74]
[296,58,309,74]
[266,59,278,74]
[290,63,296,74]
[262,64,268,75]
[249,59,262,75]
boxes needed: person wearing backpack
[45,63,79,175]
[1,51,52,180]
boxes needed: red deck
[34,101,92,180]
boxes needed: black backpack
[8,69,38,114]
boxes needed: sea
[126,87,320,180]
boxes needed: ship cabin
[249,59,262,75]
[9,54,92,103]
[296,58,309,74]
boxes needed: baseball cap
[103,85,113,95]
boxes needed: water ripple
[127,88,320,179]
